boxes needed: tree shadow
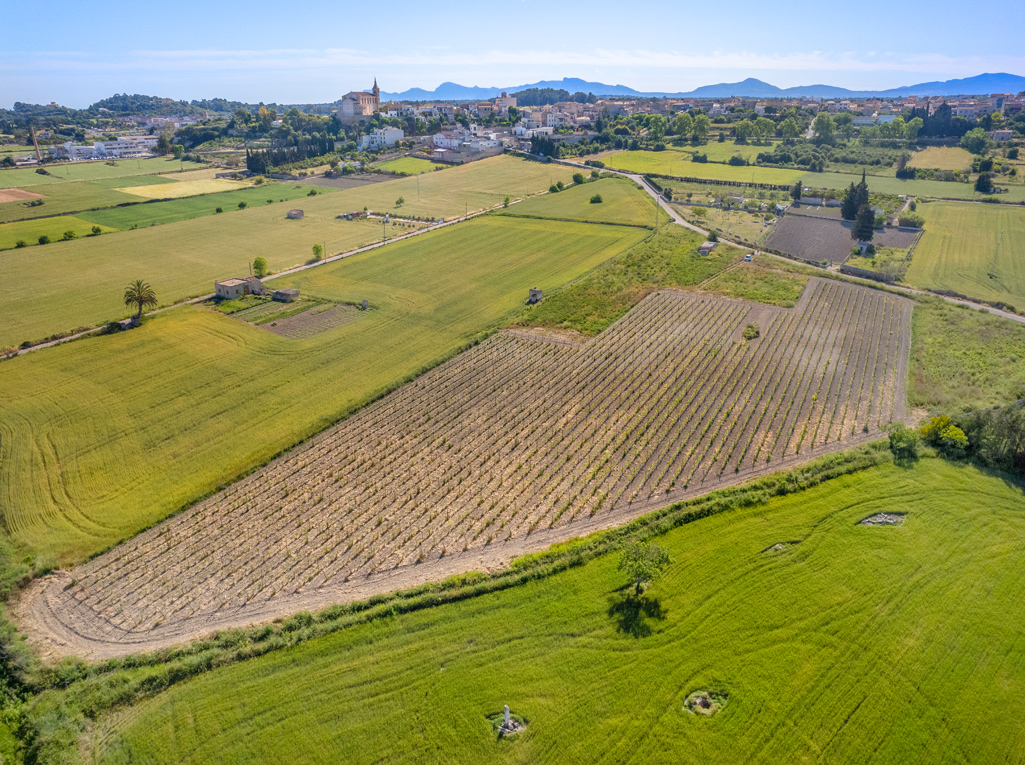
[607,591,667,638]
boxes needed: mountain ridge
[380,73,1025,101]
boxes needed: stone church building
[335,79,380,124]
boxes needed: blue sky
[4,0,1024,108]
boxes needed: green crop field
[700,264,808,307]
[498,176,668,227]
[0,215,116,249]
[375,156,440,175]
[601,150,803,185]
[0,157,203,187]
[88,458,1025,764]
[908,146,973,171]
[78,183,322,230]
[3,155,578,345]
[904,201,1025,307]
[0,216,647,563]
[909,297,1025,410]
[0,182,150,223]
[800,171,1025,202]
[114,178,247,198]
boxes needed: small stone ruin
[526,288,543,305]
[361,299,369,311]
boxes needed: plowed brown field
[24,278,913,658]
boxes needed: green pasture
[375,156,440,175]
[909,297,1025,411]
[0,216,647,563]
[89,458,1025,764]
[908,146,973,171]
[601,150,803,185]
[3,155,577,345]
[0,216,116,250]
[79,183,325,230]
[700,264,808,307]
[905,201,1025,307]
[0,157,203,187]
[0,183,146,223]
[498,176,668,227]
[800,171,1025,202]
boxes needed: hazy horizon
[4,0,1024,109]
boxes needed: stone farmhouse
[215,276,264,299]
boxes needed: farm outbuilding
[273,288,300,303]
[286,209,304,220]
[698,241,718,255]
[215,276,264,299]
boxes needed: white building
[433,129,471,149]
[359,127,404,150]
[52,135,159,161]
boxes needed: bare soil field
[263,304,362,339]
[22,279,913,658]
[766,215,920,264]
[0,187,44,203]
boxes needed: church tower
[372,78,380,108]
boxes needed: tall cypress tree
[841,181,859,220]
[852,203,876,242]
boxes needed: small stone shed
[215,276,264,299]
[527,288,543,305]
[698,241,718,255]
[286,209,304,220]
[273,288,300,303]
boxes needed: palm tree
[123,280,157,322]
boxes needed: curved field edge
[33,454,1025,765]
[21,443,897,761]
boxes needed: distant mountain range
[381,73,1025,101]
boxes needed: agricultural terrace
[374,156,440,175]
[2,155,578,345]
[905,201,1025,308]
[907,146,973,171]
[765,214,920,265]
[0,216,116,249]
[31,278,913,655]
[498,176,670,227]
[800,171,1025,203]
[0,216,647,563]
[77,460,1025,764]
[602,150,803,185]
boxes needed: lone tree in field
[312,244,324,261]
[123,280,157,321]
[852,203,876,242]
[619,541,672,596]
[790,180,802,203]
[252,257,268,277]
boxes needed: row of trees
[245,136,336,173]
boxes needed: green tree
[312,244,324,260]
[779,116,799,141]
[884,422,919,461]
[590,193,603,204]
[123,279,157,321]
[619,541,672,596]
[905,117,924,141]
[238,201,247,210]
[503,195,510,208]
[37,235,50,245]
[790,180,802,202]
[753,117,775,143]
[572,172,585,185]
[673,113,693,137]
[396,197,404,206]
[90,225,102,236]
[961,127,989,155]
[812,113,835,143]
[62,230,77,241]
[852,203,876,242]
[648,115,668,141]
[734,119,754,143]
[975,172,994,193]
[692,114,711,142]
[252,257,268,277]
[171,144,185,160]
